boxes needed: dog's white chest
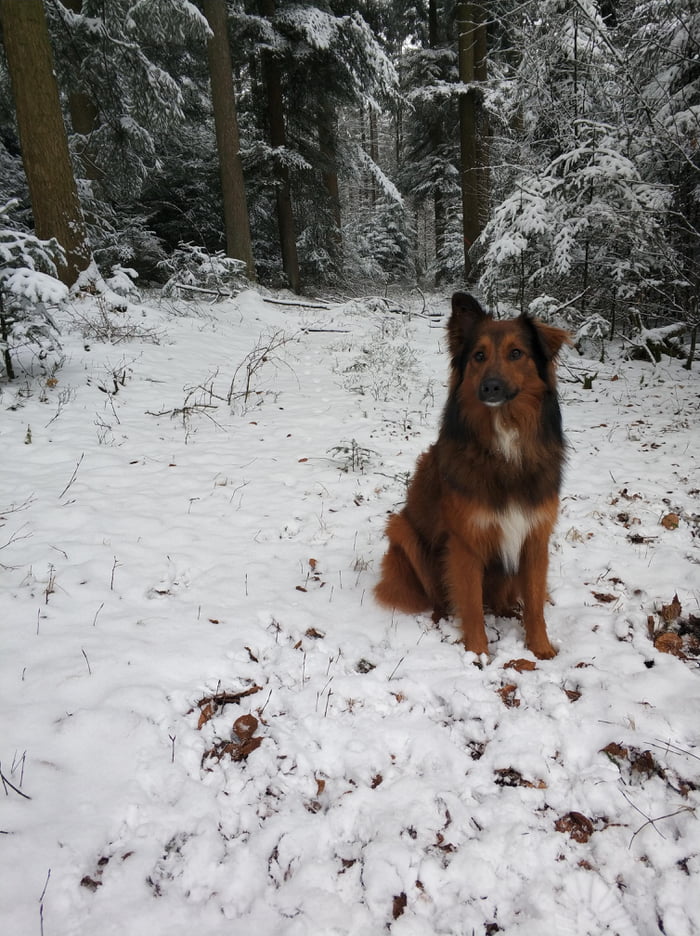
[474,504,534,575]
[496,505,534,574]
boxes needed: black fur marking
[519,315,553,384]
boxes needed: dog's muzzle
[479,376,518,406]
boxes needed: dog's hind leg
[374,512,441,613]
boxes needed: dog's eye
[509,348,523,360]
[474,350,486,362]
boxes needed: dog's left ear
[448,293,489,361]
[528,319,572,361]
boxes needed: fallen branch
[173,282,233,299]
[263,297,331,310]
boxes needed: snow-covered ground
[1,287,698,936]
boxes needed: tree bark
[428,0,446,283]
[318,105,342,250]
[203,0,255,280]
[260,0,300,294]
[456,2,488,282]
[0,0,92,286]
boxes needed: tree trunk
[428,0,446,283]
[456,2,488,282]
[203,0,255,280]
[318,105,342,251]
[260,0,300,294]
[0,0,92,286]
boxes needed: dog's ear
[528,319,572,361]
[448,293,489,361]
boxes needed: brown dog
[374,292,571,658]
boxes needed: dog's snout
[479,376,508,405]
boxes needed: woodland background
[1,0,699,374]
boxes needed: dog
[374,292,571,659]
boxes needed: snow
[3,268,69,305]
[1,287,699,935]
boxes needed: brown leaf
[660,512,680,530]
[592,591,617,603]
[494,768,546,789]
[660,593,682,624]
[233,714,259,740]
[193,685,263,728]
[498,684,520,708]
[654,632,685,658]
[80,876,102,891]
[308,558,318,570]
[305,627,325,640]
[392,893,407,920]
[601,742,629,763]
[555,812,595,843]
[202,735,263,766]
[564,688,582,703]
[630,749,660,779]
[504,658,537,672]
[197,700,215,730]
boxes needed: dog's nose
[479,376,507,404]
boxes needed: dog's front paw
[529,638,557,660]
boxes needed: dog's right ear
[447,292,489,361]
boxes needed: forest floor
[1,285,699,935]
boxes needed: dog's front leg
[519,525,556,660]
[445,534,488,656]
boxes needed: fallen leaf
[497,684,520,708]
[233,714,259,740]
[659,593,682,624]
[494,768,546,789]
[392,893,407,920]
[592,591,617,603]
[555,812,595,843]
[654,632,685,658]
[601,742,629,763]
[504,658,537,672]
[660,512,680,530]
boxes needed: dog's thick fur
[374,292,571,659]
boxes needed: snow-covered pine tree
[47,0,211,277]
[397,0,462,283]
[231,0,399,287]
[474,0,684,350]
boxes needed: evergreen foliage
[0,0,697,354]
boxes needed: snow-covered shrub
[158,243,247,298]
[342,199,415,284]
[0,201,68,380]
[476,128,677,341]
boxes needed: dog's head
[447,292,571,406]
